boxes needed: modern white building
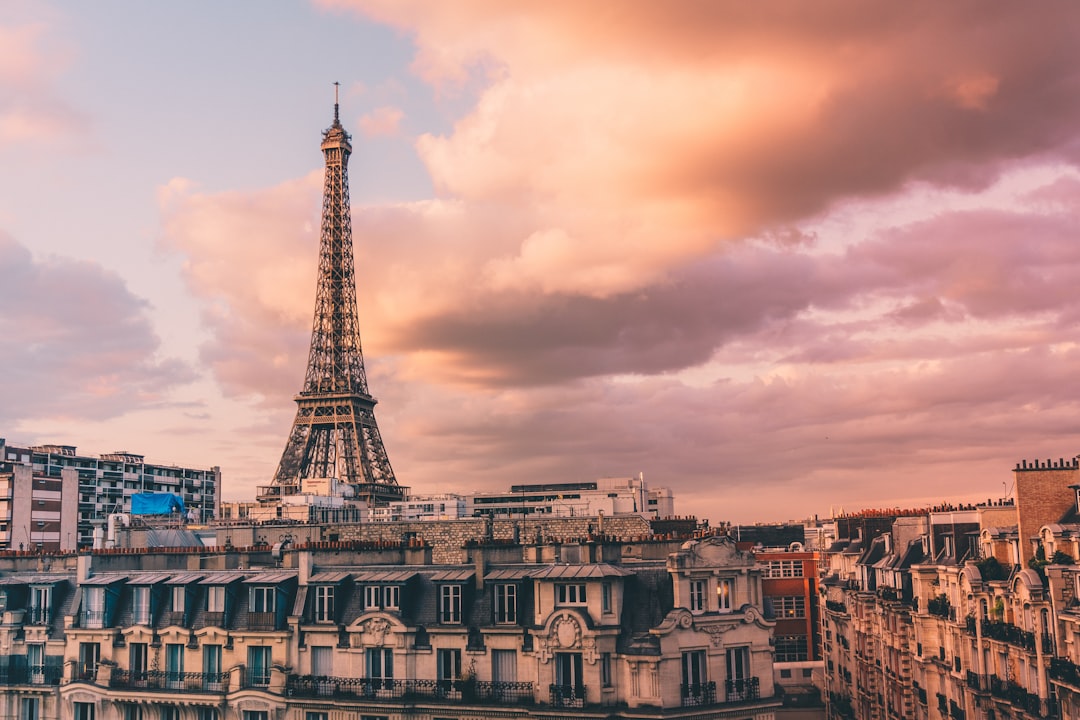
[0,438,220,548]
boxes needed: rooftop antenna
[333,81,340,124]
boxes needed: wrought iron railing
[285,675,535,704]
[680,681,716,706]
[110,669,230,693]
[549,683,586,707]
[25,607,51,625]
[1050,657,1080,687]
[0,664,63,686]
[82,610,106,628]
[725,676,759,702]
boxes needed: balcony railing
[680,681,716,706]
[247,612,276,631]
[988,676,1042,715]
[82,610,106,628]
[245,668,272,688]
[25,607,51,625]
[110,669,230,693]
[725,676,760,703]
[285,676,535,705]
[0,665,63,686]
[549,683,586,707]
[1050,657,1080,687]
[979,620,1036,652]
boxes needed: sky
[4,2,1080,524]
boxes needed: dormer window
[206,586,225,613]
[250,587,275,613]
[362,585,400,611]
[556,584,587,606]
[495,583,517,624]
[172,586,186,612]
[313,586,334,623]
[83,587,105,628]
[132,586,150,625]
[439,585,462,623]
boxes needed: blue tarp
[130,493,186,516]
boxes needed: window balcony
[681,681,717,706]
[0,664,63,686]
[284,676,535,705]
[109,669,230,693]
[725,676,760,703]
[549,683,586,708]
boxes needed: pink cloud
[0,20,84,149]
[358,106,405,137]
[163,3,1080,520]
[0,232,195,425]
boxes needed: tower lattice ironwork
[262,91,405,507]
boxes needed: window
[775,635,809,662]
[130,642,148,681]
[383,586,400,610]
[166,644,185,689]
[726,646,751,700]
[171,585,186,612]
[250,587,275,613]
[682,650,707,691]
[311,645,333,678]
[74,703,95,720]
[780,668,792,678]
[554,652,584,690]
[132,586,151,624]
[602,582,612,614]
[366,648,393,687]
[247,647,271,687]
[437,648,461,691]
[203,644,223,690]
[29,586,51,624]
[84,587,105,628]
[306,714,328,720]
[20,698,38,720]
[197,711,218,720]
[160,709,180,720]
[314,586,335,622]
[206,586,225,613]
[495,583,517,624]
[79,642,100,681]
[763,560,803,578]
[717,579,733,613]
[364,585,381,609]
[689,580,706,613]
[776,596,806,618]
[241,713,267,720]
[556,584,587,605]
[600,653,612,687]
[439,585,462,623]
[492,648,517,684]
[27,643,44,684]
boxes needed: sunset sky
[4,1,1080,523]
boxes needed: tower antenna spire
[333,81,340,124]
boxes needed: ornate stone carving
[360,617,392,646]
[553,615,581,649]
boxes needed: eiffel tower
[259,87,405,508]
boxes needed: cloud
[359,106,405,137]
[0,232,195,425]
[157,173,323,402]
[0,19,85,150]
[161,3,1080,520]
